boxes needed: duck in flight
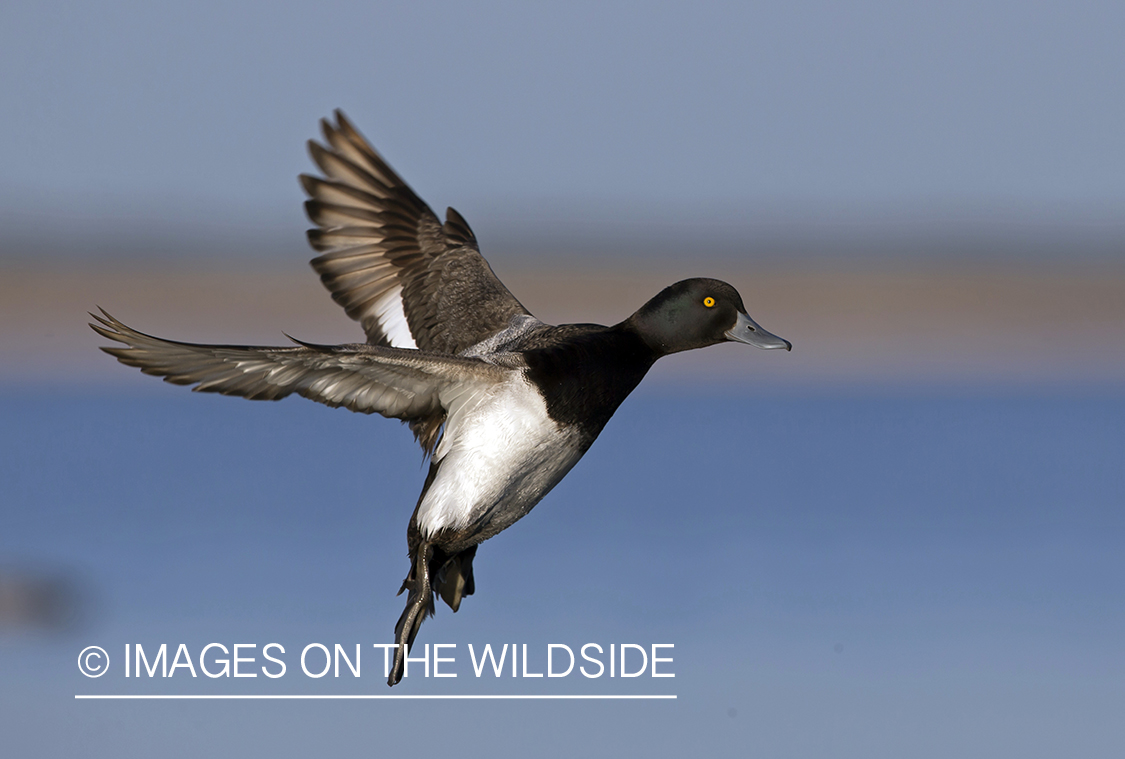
[91,110,791,686]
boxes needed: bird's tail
[436,545,477,612]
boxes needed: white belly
[417,374,581,538]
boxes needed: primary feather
[89,308,515,456]
[302,111,531,355]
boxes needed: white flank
[419,374,578,536]
[371,286,417,349]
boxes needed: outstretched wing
[90,310,511,454]
[301,110,533,354]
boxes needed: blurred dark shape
[0,569,83,633]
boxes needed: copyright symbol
[78,646,109,677]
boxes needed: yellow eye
[703,297,715,308]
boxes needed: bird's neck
[523,326,656,440]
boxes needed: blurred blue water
[2,385,1123,757]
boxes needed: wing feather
[302,110,535,354]
[90,310,511,437]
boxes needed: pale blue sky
[2,1,1123,253]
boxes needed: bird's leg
[389,541,433,686]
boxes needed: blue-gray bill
[725,311,792,351]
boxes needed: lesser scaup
[92,111,791,685]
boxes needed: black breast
[521,325,656,448]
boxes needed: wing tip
[89,307,128,342]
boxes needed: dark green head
[628,278,791,357]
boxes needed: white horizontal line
[75,694,676,700]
